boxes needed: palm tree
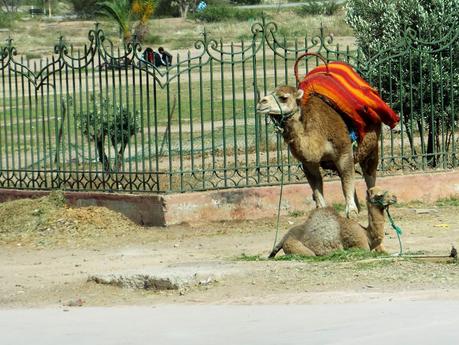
[98,0,133,42]
[132,0,154,42]
[98,0,154,43]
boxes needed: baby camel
[269,186,397,258]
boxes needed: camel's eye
[279,95,289,102]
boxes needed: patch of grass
[237,248,389,263]
[288,210,305,218]
[393,200,425,208]
[25,52,42,60]
[332,203,345,213]
[143,32,163,46]
[238,253,266,261]
[436,196,459,207]
[0,12,20,29]
[278,249,388,262]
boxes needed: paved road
[1,301,459,345]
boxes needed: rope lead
[272,132,284,252]
[386,208,403,256]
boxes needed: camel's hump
[302,207,342,255]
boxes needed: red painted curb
[163,170,459,225]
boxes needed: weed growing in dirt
[238,253,266,261]
[332,203,345,213]
[237,248,388,263]
[436,197,459,207]
[393,200,426,208]
[288,210,305,218]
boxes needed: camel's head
[257,85,303,128]
[367,187,397,209]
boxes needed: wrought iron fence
[0,17,458,193]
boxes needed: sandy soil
[1,193,459,308]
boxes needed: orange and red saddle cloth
[297,61,400,142]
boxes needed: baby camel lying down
[269,187,397,258]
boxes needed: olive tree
[0,0,20,12]
[171,0,199,18]
[74,96,141,173]
[346,0,459,166]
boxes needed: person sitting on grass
[157,47,173,67]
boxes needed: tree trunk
[96,134,111,173]
[180,4,189,18]
[426,123,438,168]
[114,142,127,173]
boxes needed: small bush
[230,8,263,21]
[436,197,459,207]
[191,5,262,22]
[74,96,141,173]
[0,12,19,29]
[323,0,340,16]
[296,0,341,17]
[230,0,262,4]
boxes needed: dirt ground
[1,192,459,308]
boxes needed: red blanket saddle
[296,59,400,142]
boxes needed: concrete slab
[88,262,245,291]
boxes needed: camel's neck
[365,202,386,250]
[281,111,305,141]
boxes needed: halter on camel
[265,53,328,133]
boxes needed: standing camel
[257,85,381,217]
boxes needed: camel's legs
[354,189,362,212]
[373,244,387,253]
[283,237,316,256]
[360,148,379,189]
[336,150,359,217]
[302,162,327,208]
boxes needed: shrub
[323,0,340,16]
[346,0,459,166]
[191,5,262,22]
[69,0,99,17]
[74,96,141,173]
[0,12,17,28]
[230,0,262,4]
[296,0,341,16]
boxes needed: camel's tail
[269,240,283,258]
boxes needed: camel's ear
[295,89,304,100]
